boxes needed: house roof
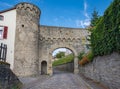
[0,7,16,14]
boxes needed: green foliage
[90,9,100,27]
[86,51,94,62]
[90,0,120,56]
[52,54,74,66]
[77,52,85,60]
[55,52,65,58]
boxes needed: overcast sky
[0,0,113,28]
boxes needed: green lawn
[52,54,74,66]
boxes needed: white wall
[0,9,16,69]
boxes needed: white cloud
[84,0,90,19]
[76,19,90,28]
[84,19,90,26]
[75,0,90,28]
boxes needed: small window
[0,26,4,39]
[0,15,4,21]
[0,26,8,39]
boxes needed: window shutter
[3,26,8,39]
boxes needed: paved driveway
[21,73,91,89]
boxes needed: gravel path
[20,70,108,89]
[20,75,50,89]
[20,73,91,89]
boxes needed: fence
[0,43,7,62]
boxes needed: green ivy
[90,0,120,56]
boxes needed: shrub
[86,51,94,62]
[79,51,94,65]
[79,56,89,65]
[77,52,85,60]
[56,52,65,58]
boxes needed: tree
[90,9,100,27]
[90,0,120,56]
[87,9,100,53]
[55,52,65,58]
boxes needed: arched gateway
[50,46,78,74]
[39,26,89,75]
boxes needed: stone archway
[39,26,88,76]
[48,44,79,75]
[41,61,47,75]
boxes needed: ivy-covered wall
[90,0,120,56]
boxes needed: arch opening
[41,61,47,75]
[52,47,74,74]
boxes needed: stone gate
[39,26,89,75]
[1,2,90,76]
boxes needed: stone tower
[14,3,41,76]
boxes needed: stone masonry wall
[39,26,90,75]
[79,52,120,89]
[14,3,40,76]
[39,26,89,60]
[0,63,22,89]
[53,62,74,73]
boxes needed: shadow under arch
[49,44,79,75]
[41,61,47,75]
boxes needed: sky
[52,48,72,57]
[0,0,113,28]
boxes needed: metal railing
[0,43,7,62]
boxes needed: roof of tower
[0,2,41,14]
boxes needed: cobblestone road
[21,73,91,89]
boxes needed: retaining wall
[0,63,22,89]
[79,52,120,89]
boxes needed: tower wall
[14,3,41,76]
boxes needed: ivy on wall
[90,0,120,56]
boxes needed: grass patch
[52,54,74,66]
